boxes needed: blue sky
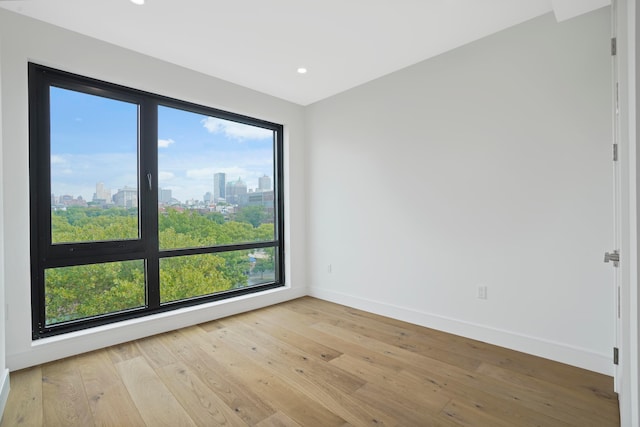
[50,87,275,203]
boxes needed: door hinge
[611,37,617,56]
[614,347,619,365]
[613,143,618,161]
[604,250,620,267]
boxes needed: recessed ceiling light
[297,67,307,74]
[131,0,145,5]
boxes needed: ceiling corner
[551,0,611,22]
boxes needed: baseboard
[0,369,9,422]
[308,286,613,376]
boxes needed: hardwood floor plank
[440,399,514,427]
[106,340,142,364]
[394,352,616,426]
[1,297,619,427]
[255,411,303,427]
[353,382,453,426]
[329,353,450,413]
[135,333,179,369]
[115,356,197,427]
[212,318,402,426]
[311,320,473,376]
[158,327,276,425]
[76,350,146,427]
[248,307,409,373]
[229,309,344,362]
[0,366,43,427]
[42,358,94,427]
[182,326,348,426]
[474,362,618,426]
[155,361,248,426]
[397,368,573,427]
[291,297,483,371]
[217,315,365,394]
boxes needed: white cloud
[51,155,67,165]
[201,117,273,141]
[158,138,175,148]
[186,168,214,179]
[158,171,175,181]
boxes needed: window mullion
[140,99,160,309]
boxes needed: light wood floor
[0,297,619,426]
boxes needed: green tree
[236,205,268,227]
[45,260,145,325]
[45,206,277,324]
[159,254,233,303]
[253,257,273,279]
[205,212,225,224]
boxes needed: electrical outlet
[477,285,488,300]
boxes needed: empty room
[0,0,638,425]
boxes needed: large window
[29,64,284,338]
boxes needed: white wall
[306,9,613,374]
[0,8,306,370]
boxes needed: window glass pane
[45,260,145,326]
[160,248,276,303]
[50,87,139,244]
[157,105,275,250]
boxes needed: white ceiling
[0,0,610,105]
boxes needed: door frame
[614,0,639,424]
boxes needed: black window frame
[29,63,285,339]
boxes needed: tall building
[159,188,172,204]
[93,182,111,203]
[113,186,138,208]
[225,177,247,204]
[258,175,271,192]
[214,173,226,202]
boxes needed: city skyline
[50,87,276,204]
[51,172,274,207]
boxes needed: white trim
[0,369,9,420]
[309,286,612,375]
[617,0,639,424]
[7,286,306,371]
[628,0,640,422]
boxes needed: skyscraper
[225,177,247,204]
[159,188,172,204]
[258,174,271,192]
[93,182,111,203]
[214,172,226,202]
